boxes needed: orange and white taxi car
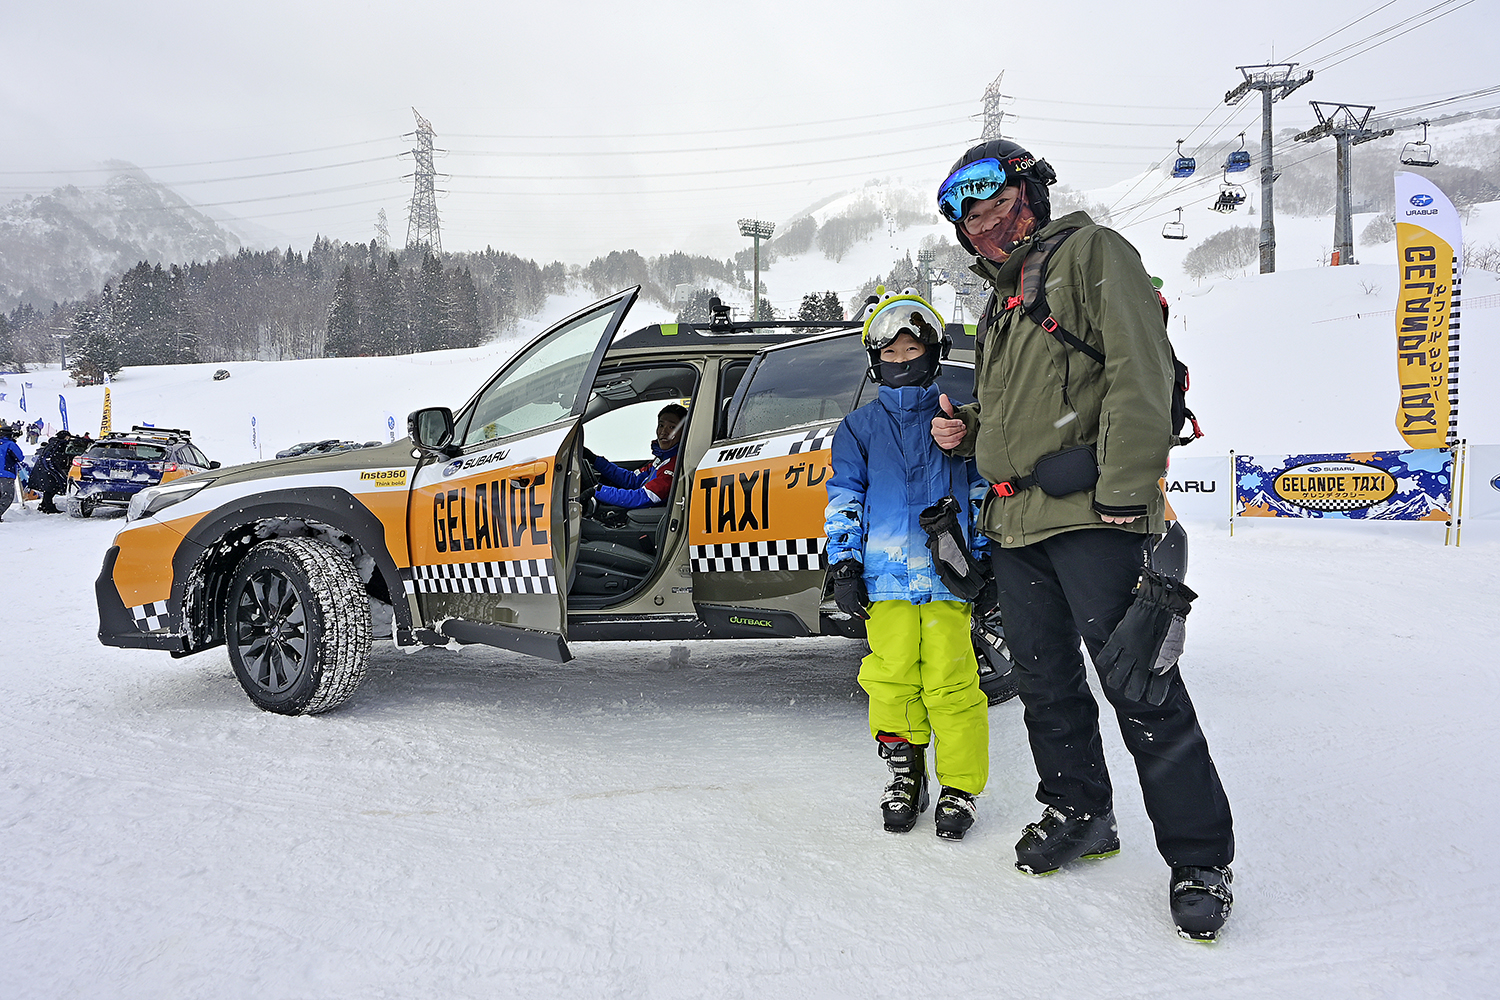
[96,288,1012,714]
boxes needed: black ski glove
[830,560,869,620]
[1097,568,1197,707]
[972,573,1000,621]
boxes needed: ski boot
[1170,865,1233,942]
[934,787,977,841]
[1014,805,1120,875]
[876,734,929,833]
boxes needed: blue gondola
[1225,133,1251,173]
[1172,139,1196,179]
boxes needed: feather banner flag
[1394,172,1462,449]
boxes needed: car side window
[458,303,619,447]
[726,335,867,440]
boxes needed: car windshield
[89,442,167,461]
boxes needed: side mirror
[409,407,460,457]
[209,461,222,470]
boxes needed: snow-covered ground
[3,192,1499,996]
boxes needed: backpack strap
[1012,228,1107,366]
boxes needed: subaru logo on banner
[384,411,398,442]
[1491,473,1500,493]
[59,395,68,431]
[250,415,259,452]
[1410,193,1434,207]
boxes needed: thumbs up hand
[931,393,968,450]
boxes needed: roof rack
[125,424,193,442]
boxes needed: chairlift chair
[1211,175,1247,213]
[1162,207,1187,240]
[1224,132,1251,173]
[1171,139,1196,179]
[1400,121,1439,168]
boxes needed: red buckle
[1004,295,1024,310]
[992,481,1016,497]
[1041,316,1059,333]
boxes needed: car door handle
[508,460,548,483]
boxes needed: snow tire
[226,536,372,715]
[66,493,96,518]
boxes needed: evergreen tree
[325,265,363,357]
[797,291,844,322]
[68,298,124,385]
[448,267,483,348]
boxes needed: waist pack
[918,495,988,602]
[992,445,1098,499]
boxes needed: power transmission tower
[1293,102,1394,266]
[404,108,443,255]
[1225,63,1313,274]
[981,72,1012,141]
[375,208,391,252]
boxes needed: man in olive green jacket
[932,139,1235,942]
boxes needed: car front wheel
[226,537,372,715]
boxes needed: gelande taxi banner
[1235,449,1451,521]
[1394,172,1462,449]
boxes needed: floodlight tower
[1293,102,1394,265]
[738,218,775,320]
[404,108,443,255]
[1225,63,1313,273]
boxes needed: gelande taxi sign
[1273,461,1396,512]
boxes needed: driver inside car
[585,403,687,510]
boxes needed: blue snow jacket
[0,435,24,479]
[824,383,989,604]
[593,439,679,508]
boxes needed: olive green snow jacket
[946,211,1173,547]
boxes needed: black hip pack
[992,445,1098,499]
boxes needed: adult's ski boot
[876,734,929,833]
[1170,865,1233,942]
[1014,805,1120,875]
[934,787,977,841]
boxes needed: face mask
[968,186,1038,263]
[878,350,937,388]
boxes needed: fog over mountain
[0,163,240,313]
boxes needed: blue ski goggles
[937,158,1008,223]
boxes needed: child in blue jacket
[825,293,991,840]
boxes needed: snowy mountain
[0,162,242,312]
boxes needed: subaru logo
[1491,473,1500,493]
[442,459,463,478]
[1410,194,1434,207]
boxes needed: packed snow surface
[4,211,1499,997]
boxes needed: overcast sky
[3,0,1495,265]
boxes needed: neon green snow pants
[859,599,989,794]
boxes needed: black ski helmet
[941,139,1057,255]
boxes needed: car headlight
[127,477,216,522]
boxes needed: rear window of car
[727,335,867,439]
[88,441,168,461]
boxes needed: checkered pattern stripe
[690,538,825,573]
[130,600,171,633]
[404,559,558,595]
[788,426,837,455]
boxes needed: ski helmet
[861,289,950,388]
[939,139,1057,255]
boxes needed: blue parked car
[67,426,218,518]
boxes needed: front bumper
[95,546,188,652]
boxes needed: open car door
[404,288,639,661]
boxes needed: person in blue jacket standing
[1,422,26,522]
[825,292,991,840]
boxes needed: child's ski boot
[876,734,929,833]
[934,787,977,841]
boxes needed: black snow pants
[991,526,1234,867]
